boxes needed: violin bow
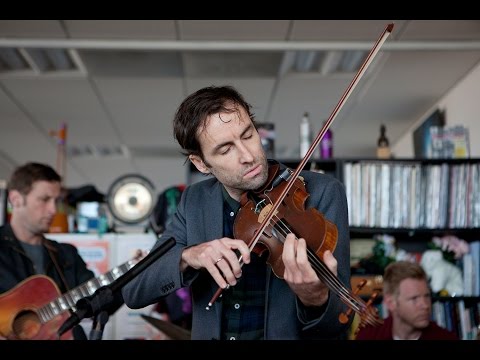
[207,23,394,309]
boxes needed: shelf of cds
[340,158,480,237]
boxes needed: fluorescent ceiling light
[0,47,79,73]
[0,48,29,71]
[25,48,76,72]
[293,50,367,74]
[294,50,320,72]
[340,50,368,72]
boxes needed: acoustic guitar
[0,250,143,340]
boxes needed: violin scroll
[339,278,383,329]
[357,291,382,328]
[339,279,367,324]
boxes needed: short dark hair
[8,162,61,195]
[383,261,427,296]
[173,85,256,159]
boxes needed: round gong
[107,174,155,225]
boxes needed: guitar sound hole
[13,311,41,339]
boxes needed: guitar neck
[38,257,138,323]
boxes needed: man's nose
[419,296,431,309]
[238,142,254,163]
[49,200,58,214]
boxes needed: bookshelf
[337,157,480,340]
[433,296,480,340]
[340,157,480,233]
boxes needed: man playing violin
[122,85,352,340]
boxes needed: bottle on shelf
[376,124,391,159]
[319,121,333,159]
[97,204,109,237]
[299,112,313,158]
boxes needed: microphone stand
[57,237,176,339]
[89,310,110,340]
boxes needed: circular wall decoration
[106,174,155,225]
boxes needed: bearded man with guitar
[0,162,122,340]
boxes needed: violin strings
[253,200,359,307]
[272,215,363,311]
[273,220,377,325]
[252,201,380,326]
[250,201,349,300]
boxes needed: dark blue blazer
[123,166,351,339]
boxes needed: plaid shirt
[220,187,266,340]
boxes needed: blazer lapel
[203,181,224,241]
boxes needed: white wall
[393,61,480,158]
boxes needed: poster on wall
[47,233,114,277]
[413,109,445,158]
[114,233,156,265]
[60,237,111,277]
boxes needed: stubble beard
[211,154,269,192]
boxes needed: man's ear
[189,155,210,175]
[8,190,22,208]
[383,293,396,312]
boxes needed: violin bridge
[257,203,278,223]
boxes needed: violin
[234,162,337,279]
[233,162,381,327]
[206,23,394,328]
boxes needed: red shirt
[356,316,459,340]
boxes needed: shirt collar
[221,185,240,213]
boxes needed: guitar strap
[44,238,71,292]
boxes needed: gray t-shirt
[20,242,45,274]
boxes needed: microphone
[57,287,115,337]
[57,236,176,337]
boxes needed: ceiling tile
[1,77,120,146]
[183,52,282,77]
[399,20,480,40]
[0,20,66,38]
[93,77,184,147]
[178,20,290,40]
[290,20,403,41]
[64,20,177,39]
[80,50,183,77]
